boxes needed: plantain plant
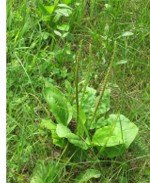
[40,41,139,158]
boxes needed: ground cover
[7,0,150,182]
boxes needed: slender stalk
[75,40,83,135]
[80,43,92,105]
[74,43,92,142]
[90,41,117,125]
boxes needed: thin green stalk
[14,52,34,92]
[90,41,117,125]
[74,42,92,142]
[80,43,92,105]
[90,0,96,19]
[75,40,83,135]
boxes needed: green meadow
[7,0,150,182]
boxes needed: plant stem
[75,40,83,135]
[80,43,92,105]
[90,41,117,126]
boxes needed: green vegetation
[7,0,150,182]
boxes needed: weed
[7,0,150,182]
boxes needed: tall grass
[7,0,150,182]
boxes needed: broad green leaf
[81,87,110,118]
[92,125,124,147]
[63,0,72,4]
[96,88,110,116]
[80,86,96,129]
[40,119,65,148]
[65,80,73,94]
[37,4,54,21]
[53,13,61,22]
[121,31,134,37]
[105,4,112,9]
[55,8,72,17]
[74,169,101,183]
[80,86,96,115]
[90,117,107,129]
[44,6,54,14]
[107,114,139,148]
[54,30,62,37]
[80,86,110,128]
[57,4,72,9]
[62,32,69,38]
[38,4,54,15]
[40,119,56,130]
[41,32,50,40]
[44,84,72,125]
[92,114,138,148]
[57,24,70,31]
[56,124,89,150]
[116,60,128,65]
[38,4,50,16]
